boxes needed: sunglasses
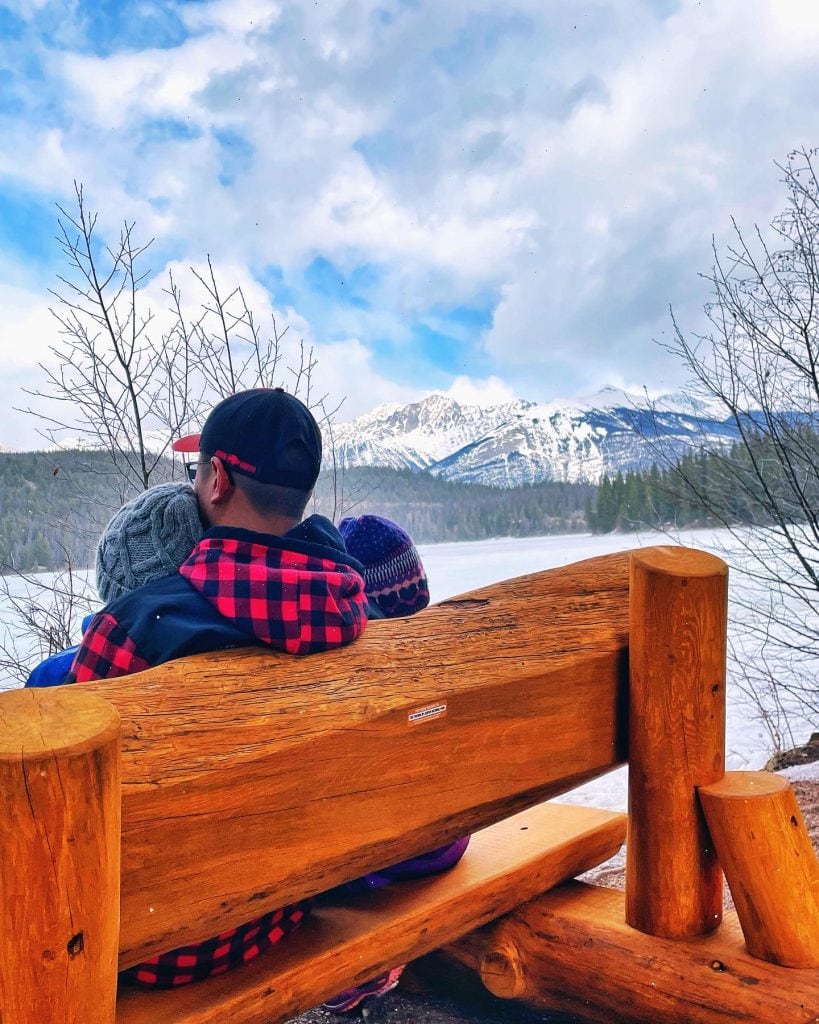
[184,458,234,484]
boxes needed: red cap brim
[171,433,202,453]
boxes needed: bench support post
[699,770,819,967]
[626,546,727,937]
[0,688,121,1024]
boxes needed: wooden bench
[1,546,817,1024]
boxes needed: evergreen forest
[0,451,593,572]
[1,433,812,573]
[0,450,165,574]
[587,432,819,533]
[313,466,593,544]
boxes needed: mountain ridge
[334,387,738,487]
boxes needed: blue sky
[2,0,819,446]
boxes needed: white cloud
[3,0,819,424]
[479,0,819,388]
[764,0,819,54]
[0,284,83,449]
[180,0,282,36]
[0,256,419,446]
[2,0,50,15]
[136,259,419,419]
[0,283,60,369]
[310,338,423,420]
[59,35,254,130]
[443,375,520,408]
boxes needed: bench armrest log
[698,771,819,967]
[0,688,121,1024]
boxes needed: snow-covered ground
[1,527,815,807]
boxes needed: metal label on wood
[408,703,447,725]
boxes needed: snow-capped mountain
[333,393,522,473]
[333,387,739,487]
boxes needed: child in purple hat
[339,514,430,617]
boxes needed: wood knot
[67,933,84,958]
[480,942,526,998]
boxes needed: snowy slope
[334,387,739,486]
[333,393,522,473]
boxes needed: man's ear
[209,457,234,504]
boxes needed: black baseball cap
[172,388,322,490]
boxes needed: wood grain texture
[115,803,626,1024]
[469,881,819,1023]
[0,688,121,1024]
[79,551,633,967]
[626,546,727,938]
[699,771,819,967]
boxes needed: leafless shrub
[651,148,819,748]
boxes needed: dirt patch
[792,778,819,840]
[291,991,572,1024]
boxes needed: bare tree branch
[2,184,342,685]
[646,147,819,746]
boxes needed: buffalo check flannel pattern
[65,612,151,683]
[118,902,310,988]
[178,534,368,654]
[66,536,368,683]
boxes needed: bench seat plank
[116,802,626,1024]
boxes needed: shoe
[322,966,405,1016]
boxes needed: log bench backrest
[81,549,633,968]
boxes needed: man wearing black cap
[174,386,325,536]
[65,388,376,989]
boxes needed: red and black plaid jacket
[67,517,370,987]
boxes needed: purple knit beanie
[339,515,429,617]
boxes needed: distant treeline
[6,435,814,570]
[0,450,159,574]
[312,466,594,544]
[0,451,594,572]
[588,431,819,533]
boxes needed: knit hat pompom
[339,514,429,618]
[96,482,204,604]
